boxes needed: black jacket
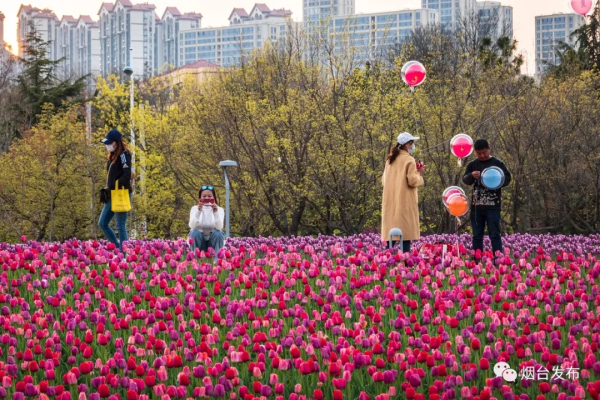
[462,156,511,210]
[106,151,132,201]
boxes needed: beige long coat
[381,150,424,242]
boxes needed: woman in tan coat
[381,132,426,252]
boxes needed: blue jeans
[189,229,225,257]
[98,193,132,250]
[470,208,502,255]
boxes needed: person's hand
[211,203,218,212]
[198,200,203,209]
[472,171,481,179]
[417,164,426,175]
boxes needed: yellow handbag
[111,181,131,212]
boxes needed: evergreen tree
[15,23,87,132]
[548,2,600,77]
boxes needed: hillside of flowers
[1,233,600,400]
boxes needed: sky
[0,0,581,75]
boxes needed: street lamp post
[219,160,238,238]
[123,66,135,237]
[123,66,134,180]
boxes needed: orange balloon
[447,194,468,217]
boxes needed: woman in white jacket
[188,185,225,257]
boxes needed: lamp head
[219,160,238,168]
[123,66,133,76]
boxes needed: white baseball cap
[397,132,420,145]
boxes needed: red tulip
[145,375,155,387]
[290,346,301,359]
[329,363,341,376]
[539,382,551,393]
[126,390,139,400]
[98,334,108,346]
[479,358,489,370]
[314,389,324,400]
[98,384,110,398]
[333,390,344,400]
[179,374,190,386]
[29,361,39,373]
[82,347,92,359]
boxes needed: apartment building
[304,0,355,24]
[17,5,59,60]
[535,13,585,74]
[329,9,440,61]
[477,1,513,42]
[421,0,476,27]
[178,4,294,67]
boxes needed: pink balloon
[571,0,592,15]
[402,61,427,87]
[451,136,473,158]
[444,189,463,206]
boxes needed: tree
[0,50,18,152]
[15,23,87,134]
[0,104,102,242]
[547,2,600,78]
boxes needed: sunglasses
[201,186,214,191]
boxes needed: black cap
[101,129,122,145]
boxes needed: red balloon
[451,136,473,158]
[402,61,427,87]
[405,64,426,86]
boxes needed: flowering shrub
[0,233,599,400]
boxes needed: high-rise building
[57,16,78,78]
[304,0,355,24]
[47,14,102,88]
[476,1,513,42]
[160,7,202,72]
[98,0,159,79]
[75,16,101,88]
[98,1,202,78]
[330,9,439,62]
[178,4,294,67]
[17,5,60,60]
[535,13,584,74]
[422,0,476,27]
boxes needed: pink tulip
[269,374,278,385]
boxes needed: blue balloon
[481,167,504,190]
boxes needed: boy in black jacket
[462,139,511,255]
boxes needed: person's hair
[387,141,414,165]
[108,140,128,164]
[474,139,490,151]
[199,186,219,204]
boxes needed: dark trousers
[470,208,502,255]
[388,240,411,253]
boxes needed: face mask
[106,144,115,152]
[408,145,416,154]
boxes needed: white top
[188,205,225,238]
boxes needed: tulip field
[2,233,600,400]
